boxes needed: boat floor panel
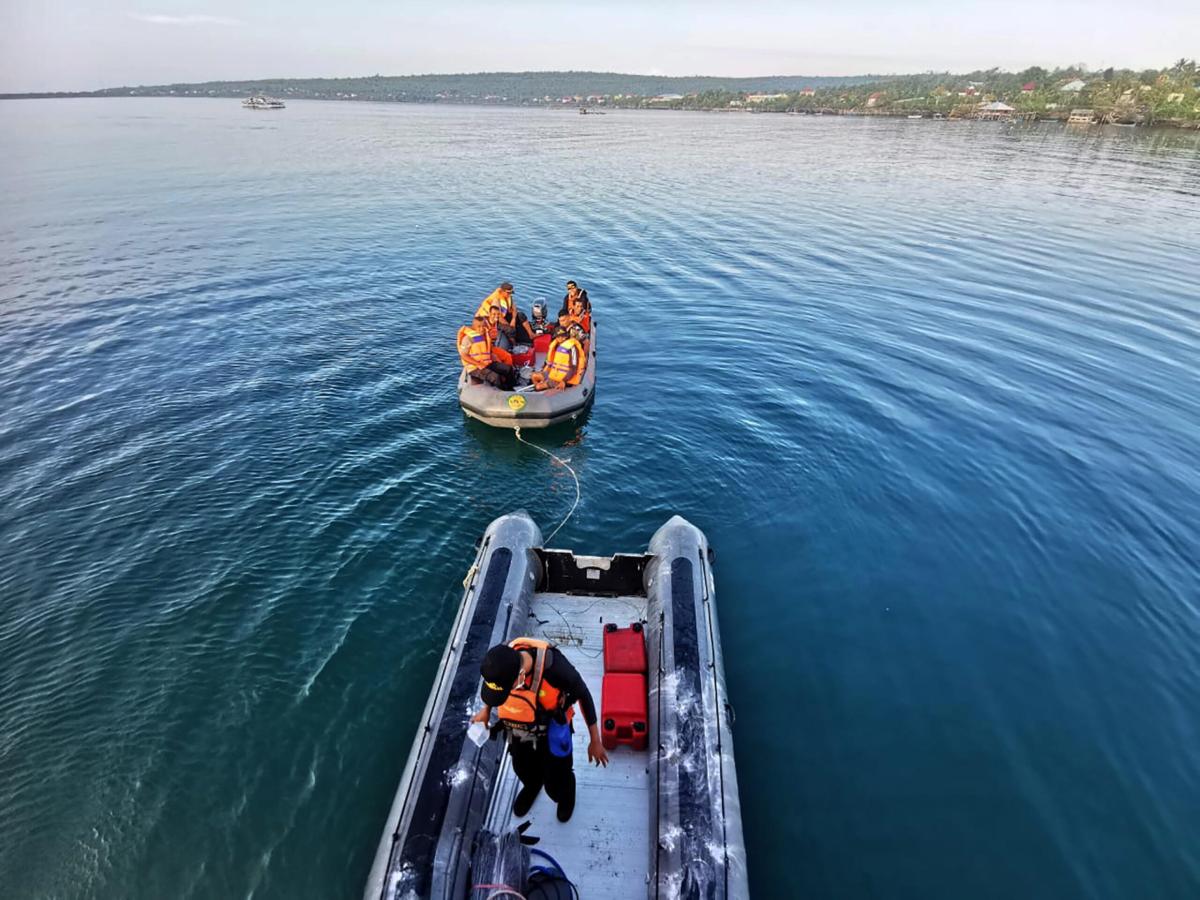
[490,591,650,899]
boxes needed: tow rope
[514,426,581,546]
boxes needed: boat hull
[363,512,749,899]
[457,327,597,429]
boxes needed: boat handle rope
[514,426,581,546]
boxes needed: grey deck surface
[485,591,650,899]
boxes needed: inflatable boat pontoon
[457,328,597,429]
[364,512,749,900]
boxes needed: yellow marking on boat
[508,394,526,410]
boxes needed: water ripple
[1,99,1198,899]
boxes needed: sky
[1,0,1198,93]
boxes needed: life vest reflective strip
[496,637,573,735]
[545,338,584,386]
[475,288,512,321]
[457,325,492,370]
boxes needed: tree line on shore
[10,71,866,101]
[6,62,1198,124]
[635,61,1200,124]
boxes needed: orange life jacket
[545,336,584,387]
[457,325,492,370]
[475,288,512,321]
[565,308,591,332]
[495,637,573,739]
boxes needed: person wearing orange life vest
[471,638,607,823]
[563,294,591,335]
[556,280,591,323]
[475,281,533,348]
[475,281,516,324]
[457,313,516,389]
[530,321,586,393]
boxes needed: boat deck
[483,590,650,899]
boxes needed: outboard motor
[530,299,551,335]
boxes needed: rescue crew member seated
[531,321,586,393]
[556,280,590,321]
[564,294,591,334]
[476,281,520,349]
[457,313,515,389]
[472,639,608,823]
[513,307,536,345]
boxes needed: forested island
[5,62,1198,127]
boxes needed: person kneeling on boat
[530,322,586,393]
[458,313,516,389]
[472,639,608,823]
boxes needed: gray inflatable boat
[363,512,749,900]
[457,327,597,429]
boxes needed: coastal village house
[746,92,789,103]
[1061,79,1087,93]
[866,92,884,107]
[977,100,1015,120]
[1022,82,1037,93]
[799,87,816,97]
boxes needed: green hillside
[6,70,871,102]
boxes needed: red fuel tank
[601,672,648,751]
[509,344,535,367]
[603,622,647,674]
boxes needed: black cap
[479,644,521,706]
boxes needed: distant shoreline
[5,91,1199,131]
[4,63,1198,129]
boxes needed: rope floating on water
[514,426,581,546]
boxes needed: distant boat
[907,114,923,119]
[242,95,285,110]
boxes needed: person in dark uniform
[556,281,590,320]
[471,638,608,822]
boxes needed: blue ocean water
[1,98,1198,899]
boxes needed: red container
[601,673,648,751]
[532,333,553,355]
[603,622,647,674]
[510,344,534,367]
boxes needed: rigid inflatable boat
[364,512,749,900]
[457,328,597,429]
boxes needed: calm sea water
[1,98,1198,899]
